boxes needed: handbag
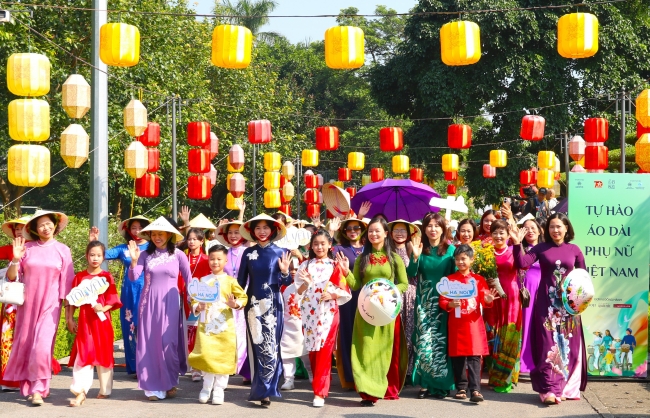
[0,267,24,306]
[518,271,530,308]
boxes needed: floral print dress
[394,246,416,375]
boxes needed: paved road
[0,370,601,418]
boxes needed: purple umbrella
[350,179,440,222]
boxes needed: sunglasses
[344,226,362,232]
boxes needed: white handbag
[0,267,24,306]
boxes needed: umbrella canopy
[350,179,440,222]
[554,198,568,214]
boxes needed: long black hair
[358,216,397,281]
[422,213,451,256]
[249,219,280,242]
[146,216,178,255]
[307,228,334,262]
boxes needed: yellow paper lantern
[537,169,555,188]
[392,155,409,174]
[302,149,319,167]
[636,89,650,128]
[282,161,295,181]
[442,154,459,172]
[325,26,365,69]
[226,193,243,210]
[226,173,233,191]
[348,152,365,171]
[538,151,556,169]
[362,175,371,186]
[490,150,507,168]
[263,152,281,172]
[557,13,598,59]
[282,182,295,200]
[334,181,345,189]
[440,21,481,66]
[124,141,149,179]
[60,124,89,168]
[211,25,253,69]
[7,53,51,97]
[227,155,244,173]
[8,99,50,142]
[635,134,650,171]
[100,23,140,67]
[264,189,281,209]
[8,144,50,187]
[264,171,281,189]
[124,99,147,137]
[62,74,91,119]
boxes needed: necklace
[494,246,508,256]
[229,246,241,277]
[187,252,201,278]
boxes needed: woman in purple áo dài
[512,213,587,405]
[237,214,292,407]
[127,217,192,401]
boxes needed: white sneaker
[192,371,203,382]
[199,389,211,404]
[212,388,224,405]
[280,378,295,390]
[313,397,325,407]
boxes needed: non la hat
[138,216,184,243]
[387,219,422,239]
[215,220,244,247]
[239,214,287,243]
[335,217,369,243]
[189,213,217,231]
[322,183,351,218]
[119,215,151,240]
[2,215,32,239]
[23,210,69,239]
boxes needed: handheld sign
[275,226,312,250]
[436,277,479,318]
[188,277,220,322]
[66,276,110,321]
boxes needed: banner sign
[569,173,650,377]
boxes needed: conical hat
[138,216,184,243]
[388,219,422,239]
[2,215,32,239]
[335,217,369,243]
[216,220,244,247]
[23,210,69,240]
[240,214,287,243]
[119,215,150,240]
[275,210,294,224]
[189,213,217,231]
[322,183,351,218]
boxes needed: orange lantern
[315,126,339,151]
[584,117,609,143]
[636,91,650,128]
[371,168,384,182]
[338,168,352,182]
[228,145,245,171]
[226,193,243,210]
[135,173,159,198]
[444,171,458,181]
[211,25,252,69]
[147,148,159,172]
[379,127,404,152]
[188,148,211,173]
[447,184,457,195]
[99,23,140,67]
[448,124,472,149]
[138,122,160,147]
[537,169,555,188]
[489,150,507,168]
[584,145,608,170]
[188,175,212,200]
[306,203,321,218]
[187,122,210,146]
[521,115,545,141]
[203,132,219,160]
[348,152,365,170]
[248,119,272,144]
[324,26,365,69]
[392,155,409,174]
[538,151,555,169]
[229,173,246,198]
[557,13,599,59]
[440,21,481,66]
[410,168,424,183]
[442,154,459,172]
[636,134,650,171]
[483,164,496,178]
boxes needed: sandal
[360,400,375,407]
[31,393,44,406]
[166,387,178,398]
[97,394,110,399]
[69,393,86,407]
[417,389,429,399]
[260,398,271,407]
[454,390,467,399]
[470,391,484,403]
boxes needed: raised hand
[236,200,246,221]
[329,217,341,232]
[485,288,500,303]
[411,234,423,260]
[298,268,312,286]
[11,237,26,261]
[310,216,322,228]
[180,205,191,225]
[358,201,372,219]
[278,251,292,274]
[127,240,141,265]
[335,252,350,276]
[89,226,100,242]
[226,294,239,309]
[218,218,229,227]
[510,227,525,245]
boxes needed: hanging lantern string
[12,15,169,99]
[0,0,627,18]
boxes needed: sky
[193,0,417,44]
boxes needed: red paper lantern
[138,122,160,147]
[135,173,160,198]
[338,167,352,182]
[306,204,320,218]
[637,121,650,138]
[187,122,210,146]
[147,147,159,172]
[379,127,404,152]
[203,132,219,160]
[447,184,457,195]
[530,168,538,184]
[279,204,291,217]
[188,175,211,200]
[188,148,211,173]
[248,119,272,144]
[410,168,424,183]
[304,188,319,204]
[229,173,245,198]
[584,117,609,143]
[346,187,357,198]
[315,126,339,151]
[519,170,534,185]
[584,145,608,170]
[520,115,545,141]
[448,124,472,149]
[444,171,458,181]
[483,164,496,178]
[304,174,318,189]
[279,175,287,188]
[370,167,384,182]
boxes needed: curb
[582,387,613,418]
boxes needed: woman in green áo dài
[407,212,456,399]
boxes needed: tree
[217,0,283,44]
[370,0,650,207]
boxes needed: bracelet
[9,261,19,267]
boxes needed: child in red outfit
[439,244,498,403]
